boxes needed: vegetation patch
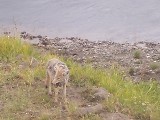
[129,67,135,76]
[150,62,159,70]
[133,50,141,59]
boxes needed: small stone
[93,87,111,101]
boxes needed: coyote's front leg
[54,87,59,103]
[45,71,49,88]
[63,84,67,104]
[46,71,53,95]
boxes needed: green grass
[133,50,141,59]
[65,59,160,119]
[0,37,160,120]
[68,62,160,119]
[150,62,159,70]
[0,36,38,62]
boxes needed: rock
[93,87,111,101]
[37,35,42,39]
[4,31,11,35]
[21,31,26,34]
[39,37,51,46]
[74,103,103,116]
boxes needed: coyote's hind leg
[47,71,53,95]
[45,71,49,88]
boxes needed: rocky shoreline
[8,32,160,82]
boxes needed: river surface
[0,0,160,42]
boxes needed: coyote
[45,58,69,103]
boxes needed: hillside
[0,36,160,120]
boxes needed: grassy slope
[0,37,160,120]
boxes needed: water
[0,0,160,43]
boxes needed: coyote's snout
[45,58,69,103]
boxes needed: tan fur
[45,58,69,104]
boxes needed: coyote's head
[52,64,69,85]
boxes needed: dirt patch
[0,101,4,111]
[100,112,133,120]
